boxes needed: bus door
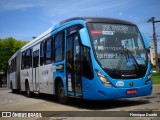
[66,32,82,97]
[33,50,40,92]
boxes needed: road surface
[0,85,160,120]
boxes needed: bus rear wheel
[11,82,20,93]
[57,82,68,104]
[26,82,32,97]
[11,82,16,93]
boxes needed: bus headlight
[96,70,112,87]
[145,73,152,84]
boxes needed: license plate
[126,89,137,95]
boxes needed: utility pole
[147,17,160,73]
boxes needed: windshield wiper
[122,48,141,70]
[116,48,141,72]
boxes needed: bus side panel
[39,64,53,94]
[8,72,18,90]
[52,61,66,95]
[20,69,26,91]
[9,72,16,89]
[20,68,33,91]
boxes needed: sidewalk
[0,87,8,90]
[153,84,160,94]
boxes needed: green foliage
[152,72,160,84]
[0,37,28,74]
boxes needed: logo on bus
[129,82,134,87]
[54,64,64,71]
[116,81,124,87]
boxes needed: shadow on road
[67,98,150,110]
[10,90,151,110]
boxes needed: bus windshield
[87,23,148,71]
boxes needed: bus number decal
[97,53,118,59]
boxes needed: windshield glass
[88,23,148,71]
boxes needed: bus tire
[25,82,32,97]
[57,81,68,104]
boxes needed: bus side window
[21,53,23,70]
[45,39,52,64]
[54,32,65,62]
[21,52,25,70]
[40,42,45,65]
[33,51,39,67]
[7,64,10,74]
[30,49,32,67]
[11,60,13,72]
[12,59,14,72]
[13,59,15,72]
[81,47,94,79]
[15,57,17,71]
[26,49,31,69]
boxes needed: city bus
[7,17,152,103]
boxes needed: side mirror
[141,32,150,49]
[79,28,91,48]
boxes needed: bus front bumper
[83,83,152,100]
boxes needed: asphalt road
[0,85,160,120]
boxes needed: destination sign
[102,25,128,32]
[92,23,136,33]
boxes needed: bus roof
[60,17,135,25]
[21,27,53,51]
[8,49,21,63]
[21,17,136,51]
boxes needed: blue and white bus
[7,17,152,103]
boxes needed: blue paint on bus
[8,17,152,102]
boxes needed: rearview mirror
[79,28,91,48]
[141,32,150,49]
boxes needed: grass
[152,72,160,84]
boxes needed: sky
[0,0,160,51]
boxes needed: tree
[0,37,28,74]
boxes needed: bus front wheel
[57,82,68,104]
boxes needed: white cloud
[38,0,128,23]
[0,0,131,27]
[0,0,38,11]
[0,0,128,20]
